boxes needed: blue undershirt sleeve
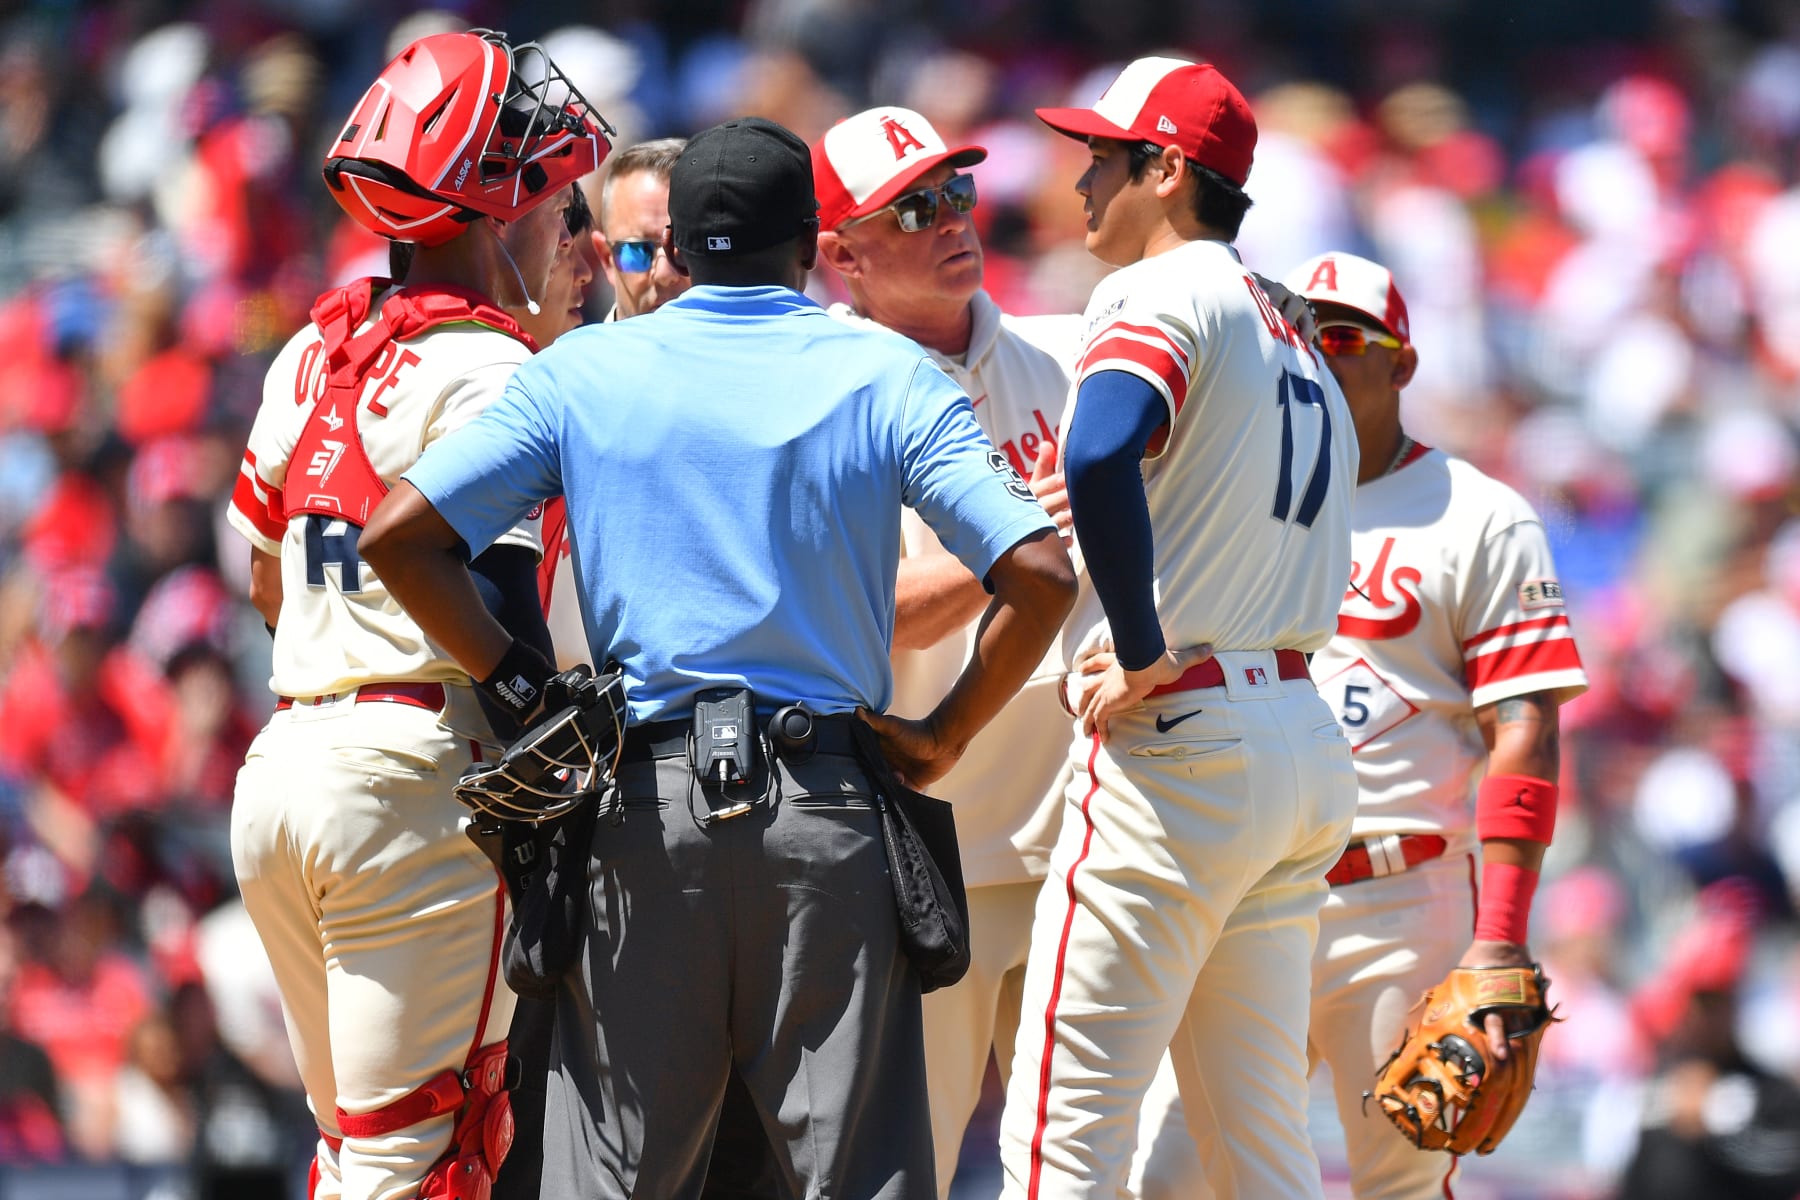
[1064,369,1169,671]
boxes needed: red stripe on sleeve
[1462,614,1570,650]
[231,471,286,542]
[1079,338,1189,411]
[1465,637,1583,691]
[1107,321,1190,369]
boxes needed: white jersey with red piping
[1308,446,1588,851]
[1060,238,1358,657]
[228,309,542,699]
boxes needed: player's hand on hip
[856,708,961,790]
[1063,636,1116,717]
[1081,644,1213,742]
[1029,439,1072,546]
[1457,938,1537,1062]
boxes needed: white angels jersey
[228,309,542,699]
[1063,238,1358,656]
[1307,447,1588,849]
[832,292,1100,887]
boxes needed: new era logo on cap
[1036,57,1257,187]
[811,106,987,231]
[1284,251,1411,344]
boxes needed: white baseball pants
[232,684,514,1200]
[998,653,1356,1200]
[1129,852,1475,1199]
[922,878,1042,1199]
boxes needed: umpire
[360,116,1076,1199]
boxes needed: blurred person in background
[8,889,152,1159]
[1618,880,1800,1200]
[0,924,64,1161]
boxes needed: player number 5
[1271,369,1332,528]
[1342,683,1371,727]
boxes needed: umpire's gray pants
[541,746,935,1199]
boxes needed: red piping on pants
[1027,733,1106,1199]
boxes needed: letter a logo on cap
[1307,259,1339,292]
[881,115,927,160]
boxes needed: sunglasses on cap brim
[851,173,978,233]
[1317,322,1403,357]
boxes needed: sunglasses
[610,239,662,274]
[1318,323,1403,357]
[856,173,978,233]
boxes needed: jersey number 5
[304,515,364,594]
[1271,369,1332,528]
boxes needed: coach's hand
[1457,938,1538,1063]
[1081,644,1213,742]
[856,708,962,790]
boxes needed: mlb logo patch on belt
[1244,666,1268,686]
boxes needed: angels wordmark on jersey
[1308,446,1588,850]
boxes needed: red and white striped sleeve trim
[1462,615,1588,705]
[228,449,286,551]
[1076,320,1194,413]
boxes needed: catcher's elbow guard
[1475,773,1557,844]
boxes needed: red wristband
[1475,860,1538,944]
[1476,773,1558,844]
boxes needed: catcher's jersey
[228,308,542,698]
[832,292,1100,886]
[1307,448,1588,849]
[1064,239,1357,654]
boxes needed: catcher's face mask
[455,669,625,822]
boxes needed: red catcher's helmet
[323,29,613,246]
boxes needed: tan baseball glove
[1367,965,1556,1156]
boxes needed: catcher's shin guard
[323,1040,519,1200]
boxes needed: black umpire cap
[669,117,819,257]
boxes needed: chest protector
[289,279,539,527]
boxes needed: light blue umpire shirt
[405,284,1052,723]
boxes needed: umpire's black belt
[620,712,861,763]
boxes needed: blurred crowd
[3,0,1800,1195]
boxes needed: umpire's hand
[856,709,962,791]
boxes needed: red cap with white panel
[1035,56,1257,188]
[1285,251,1412,345]
[811,107,986,232]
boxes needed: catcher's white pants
[998,655,1356,1200]
[922,878,1042,1199]
[1130,852,1475,1200]
[232,684,514,1200]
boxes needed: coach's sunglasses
[857,173,978,233]
[1317,322,1403,357]
[610,239,663,274]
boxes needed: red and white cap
[1285,251,1412,345]
[811,107,986,231]
[1035,57,1257,187]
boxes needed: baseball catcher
[1368,964,1557,1156]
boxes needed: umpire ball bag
[848,719,971,992]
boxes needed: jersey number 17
[1271,369,1332,529]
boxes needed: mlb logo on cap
[1284,251,1411,345]
[1036,57,1257,187]
[812,107,987,231]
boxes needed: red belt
[275,682,446,713]
[1148,649,1311,698]
[1326,834,1448,887]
